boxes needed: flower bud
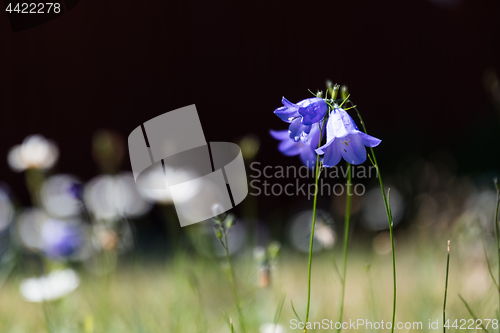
[341,85,349,100]
[225,214,235,229]
[211,203,227,223]
[332,84,340,100]
[214,225,223,239]
[267,241,281,259]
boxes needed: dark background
[1,0,499,206]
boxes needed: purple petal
[337,108,359,132]
[317,139,342,167]
[339,134,367,165]
[282,97,296,108]
[270,129,302,156]
[297,98,328,125]
[274,97,300,123]
[315,138,332,155]
[299,146,318,168]
[325,110,347,142]
[269,130,289,140]
[325,108,359,142]
[358,131,382,147]
[304,123,322,148]
[278,140,302,156]
[289,118,311,142]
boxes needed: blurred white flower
[14,208,86,260]
[15,208,49,251]
[314,223,336,249]
[135,165,173,204]
[260,323,284,333]
[288,210,333,253]
[0,186,14,232]
[84,172,152,221]
[137,165,201,205]
[40,174,82,218]
[20,269,80,302]
[7,135,59,172]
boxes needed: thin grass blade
[458,294,490,333]
[483,245,499,289]
[291,300,302,323]
[274,293,286,326]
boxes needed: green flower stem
[223,232,247,333]
[304,120,326,333]
[25,169,45,207]
[351,103,396,333]
[443,241,450,333]
[337,163,352,333]
[303,152,321,333]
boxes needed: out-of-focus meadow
[2,0,500,330]
[0,126,499,333]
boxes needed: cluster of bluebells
[271,90,381,168]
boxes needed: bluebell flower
[315,108,381,167]
[41,219,83,259]
[67,182,84,201]
[270,123,323,168]
[274,97,328,142]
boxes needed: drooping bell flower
[270,122,323,168]
[315,108,381,167]
[274,97,328,142]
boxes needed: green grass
[0,237,498,333]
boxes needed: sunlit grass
[1,236,498,333]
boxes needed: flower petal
[270,130,303,156]
[299,146,317,168]
[269,130,289,141]
[303,123,322,148]
[288,118,311,142]
[339,134,367,165]
[7,145,26,172]
[325,108,361,143]
[316,139,342,167]
[279,140,303,156]
[281,97,296,108]
[297,98,328,125]
[337,108,359,132]
[325,110,347,142]
[274,97,299,123]
[358,131,382,147]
